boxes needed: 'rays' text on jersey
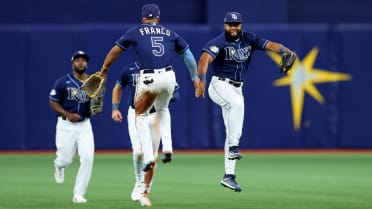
[224,46,251,63]
[139,26,171,36]
[66,87,89,103]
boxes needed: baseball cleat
[131,182,144,201]
[139,193,152,207]
[161,153,172,163]
[228,146,242,160]
[220,174,242,192]
[142,161,155,172]
[54,165,64,184]
[73,194,87,203]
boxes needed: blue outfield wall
[0,23,371,150]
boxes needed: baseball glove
[89,86,105,115]
[81,73,106,98]
[279,52,296,74]
[81,73,106,115]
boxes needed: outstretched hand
[195,79,206,98]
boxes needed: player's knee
[230,100,244,110]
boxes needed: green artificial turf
[0,152,371,209]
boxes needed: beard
[225,30,242,41]
[73,66,87,75]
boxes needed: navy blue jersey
[116,63,140,108]
[202,32,268,81]
[49,73,91,118]
[116,23,189,69]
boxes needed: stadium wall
[0,23,371,150]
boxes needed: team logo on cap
[230,14,238,20]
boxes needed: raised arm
[99,45,124,76]
[264,41,293,54]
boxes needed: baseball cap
[141,4,160,19]
[224,12,242,24]
[71,50,89,62]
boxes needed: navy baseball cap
[224,12,242,23]
[142,4,160,18]
[71,50,89,62]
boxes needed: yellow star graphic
[267,47,352,130]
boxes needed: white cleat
[54,165,64,184]
[73,194,87,203]
[131,182,144,201]
[139,194,152,207]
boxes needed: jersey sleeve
[174,32,189,54]
[201,34,224,59]
[115,27,137,50]
[49,78,64,102]
[247,32,269,50]
[117,66,131,89]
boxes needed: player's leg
[136,111,156,171]
[208,77,244,157]
[127,107,144,201]
[153,72,176,162]
[208,77,243,192]
[54,118,78,184]
[220,110,242,192]
[139,113,160,207]
[135,74,159,170]
[73,119,95,203]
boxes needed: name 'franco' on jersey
[49,73,91,118]
[202,31,269,81]
[115,22,189,69]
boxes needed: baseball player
[49,51,95,203]
[111,62,180,202]
[98,4,199,206]
[196,12,296,192]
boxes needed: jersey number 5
[151,37,164,56]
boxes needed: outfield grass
[0,152,371,209]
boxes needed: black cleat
[162,153,172,163]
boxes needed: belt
[59,116,87,122]
[130,105,156,114]
[218,77,242,88]
[142,66,173,74]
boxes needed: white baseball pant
[54,117,94,196]
[208,76,244,175]
[135,68,176,164]
[127,106,161,182]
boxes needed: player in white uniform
[112,62,180,205]
[49,51,95,203]
[98,4,199,206]
[196,12,296,192]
